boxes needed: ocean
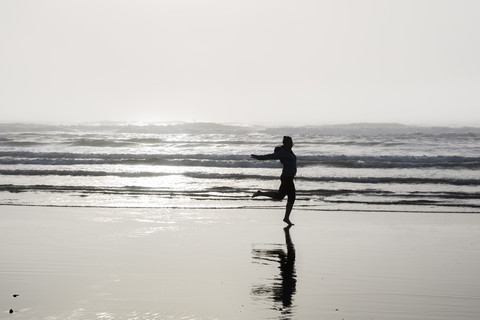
[1,122,479,213]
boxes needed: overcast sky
[1,0,479,126]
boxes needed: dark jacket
[255,146,297,177]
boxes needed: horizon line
[1,120,480,129]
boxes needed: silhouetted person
[251,136,297,225]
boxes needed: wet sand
[1,205,480,319]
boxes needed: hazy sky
[1,0,479,126]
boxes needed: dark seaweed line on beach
[1,184,479,211]
[2,184,480,198]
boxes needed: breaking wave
[2,151,480,169]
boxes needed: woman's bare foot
[252,190,262,198]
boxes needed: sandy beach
[1,205,479,319]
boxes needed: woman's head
[283,136,293,149]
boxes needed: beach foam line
[1,168,480,186]
[1,203,478,214]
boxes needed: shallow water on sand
[1,206,480,319]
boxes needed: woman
[251,136,297,225]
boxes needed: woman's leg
[283,202,294,225]
[283,179,295,225]
[252,190,281,199]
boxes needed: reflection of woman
[276,226,296,308]
[251,226,297,315]
[251,136,297,225]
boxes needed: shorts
[275,176,296,204]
